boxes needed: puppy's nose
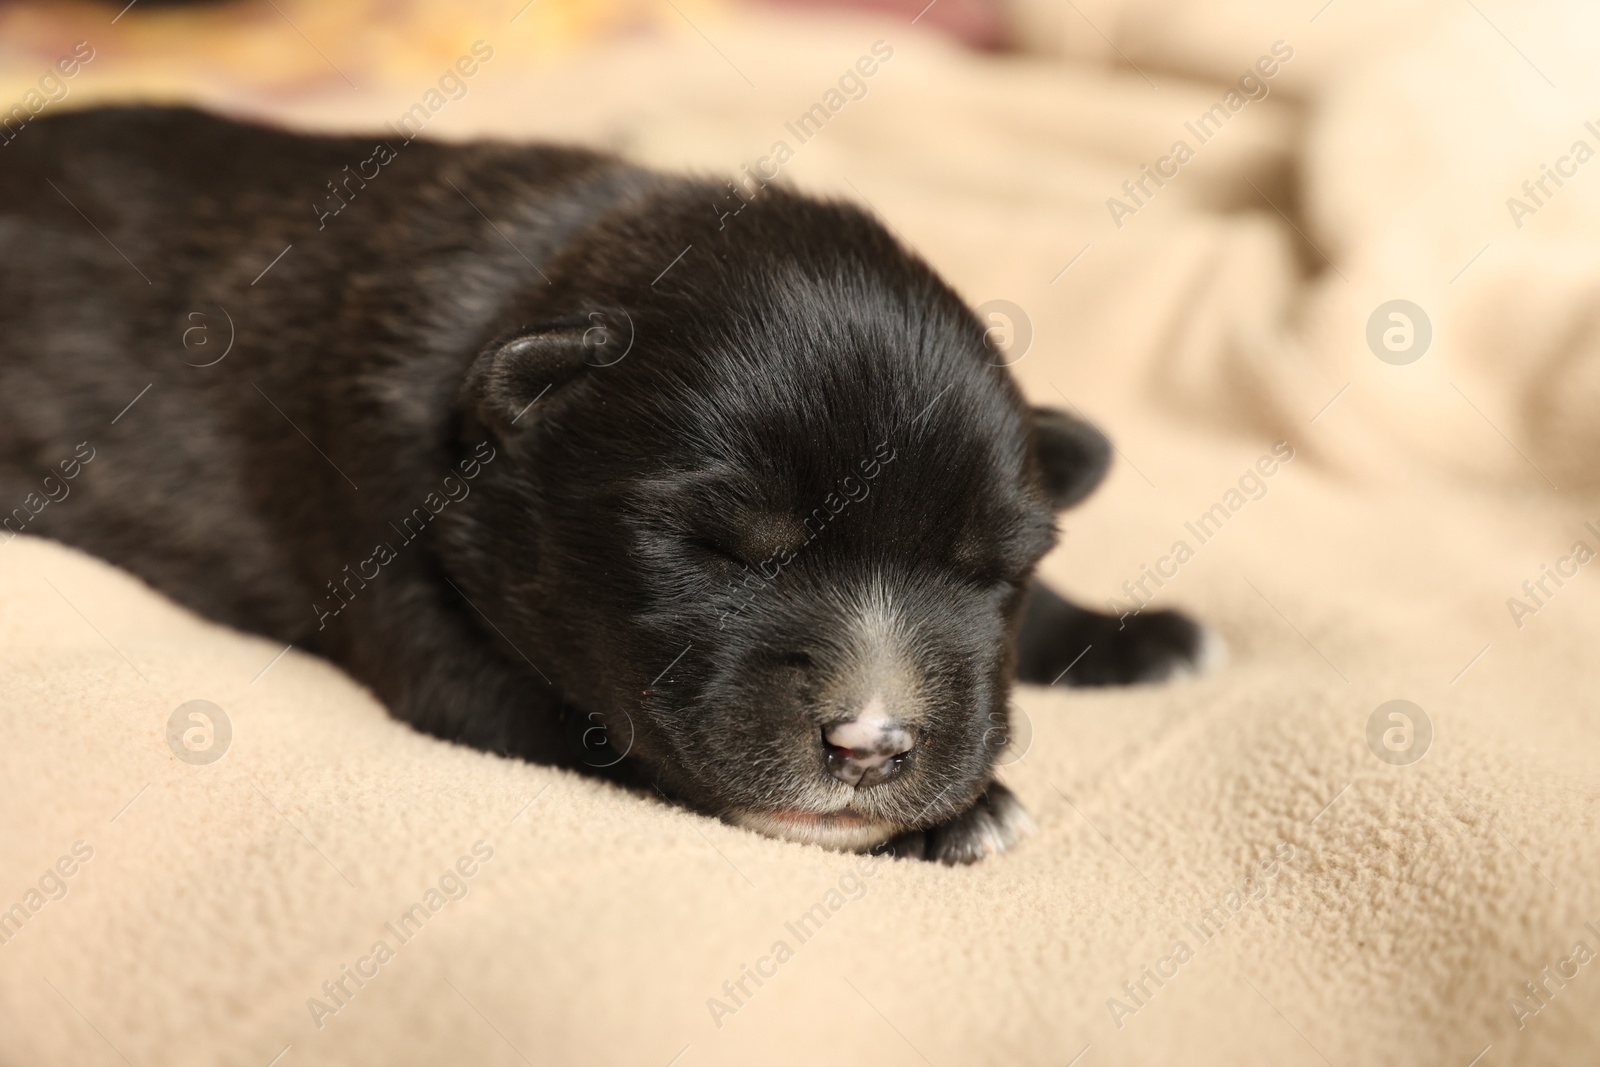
[823,700,916,788]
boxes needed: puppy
[0,107,1213,863]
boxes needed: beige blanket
[3,2,1599,1064]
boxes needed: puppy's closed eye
[683,512,805,575]
[737,511,808,562]
[686,537,749,569]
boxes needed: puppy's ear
[463,311,629,438]
[1031,407,1112,510]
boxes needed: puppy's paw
[1074,608,1224,687]
[1014,581,1223,688]
[884,781,1034,865]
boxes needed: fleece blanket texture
[2,1,1599,1064]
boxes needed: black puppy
[0,107,1213,863]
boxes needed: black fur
[1013,582,1210,686]
[0,107,1210,863]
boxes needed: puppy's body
[0,107,1209,862]
[0,107,631,647]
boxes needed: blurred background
[5,0,1597,494]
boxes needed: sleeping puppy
[0,107,1214,863]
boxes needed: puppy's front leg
[322,570,571,764]
[885,781,1035,865]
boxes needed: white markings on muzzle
[826,696,897,751]
[825,577,925,737]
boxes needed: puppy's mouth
[728,806,900,851]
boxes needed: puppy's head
[447,183,1108,850]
